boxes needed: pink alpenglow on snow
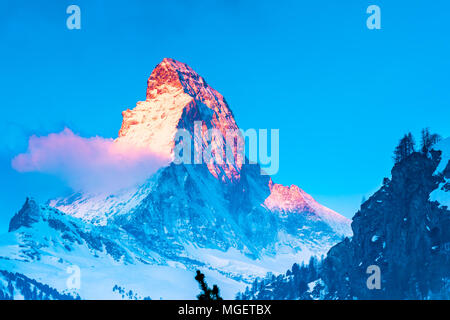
[264,180,352,236]
[117,58,244,182]
[12,128,170,193]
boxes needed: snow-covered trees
[236,256,323,300]
[0,270,79,300]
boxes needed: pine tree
[194,270,223,300]
[420,128,441,154]
[291,263,300,275]
[393,133,416,163]
[308,256,318,280]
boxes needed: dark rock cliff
[322,151,450,299]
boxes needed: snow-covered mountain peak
[117,58,242,182]
[264,181,352,236]
[146,58,210,100]
[264,182,316,212]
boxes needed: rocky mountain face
[0,58,350,299]
[241,140,450,300]
[322,149,450,299]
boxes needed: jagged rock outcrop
[9,198,40,232]
[239,140,450,300]
[321,150,450,299]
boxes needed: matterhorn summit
[0,58,351,299]
[117,58,242,182]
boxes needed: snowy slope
[430,138,450,208]
[0,198,246,299]
[48,178,157,226]
[433,137,450,174]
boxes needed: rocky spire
[116,58,242,182]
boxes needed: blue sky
[1,0,449,229]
